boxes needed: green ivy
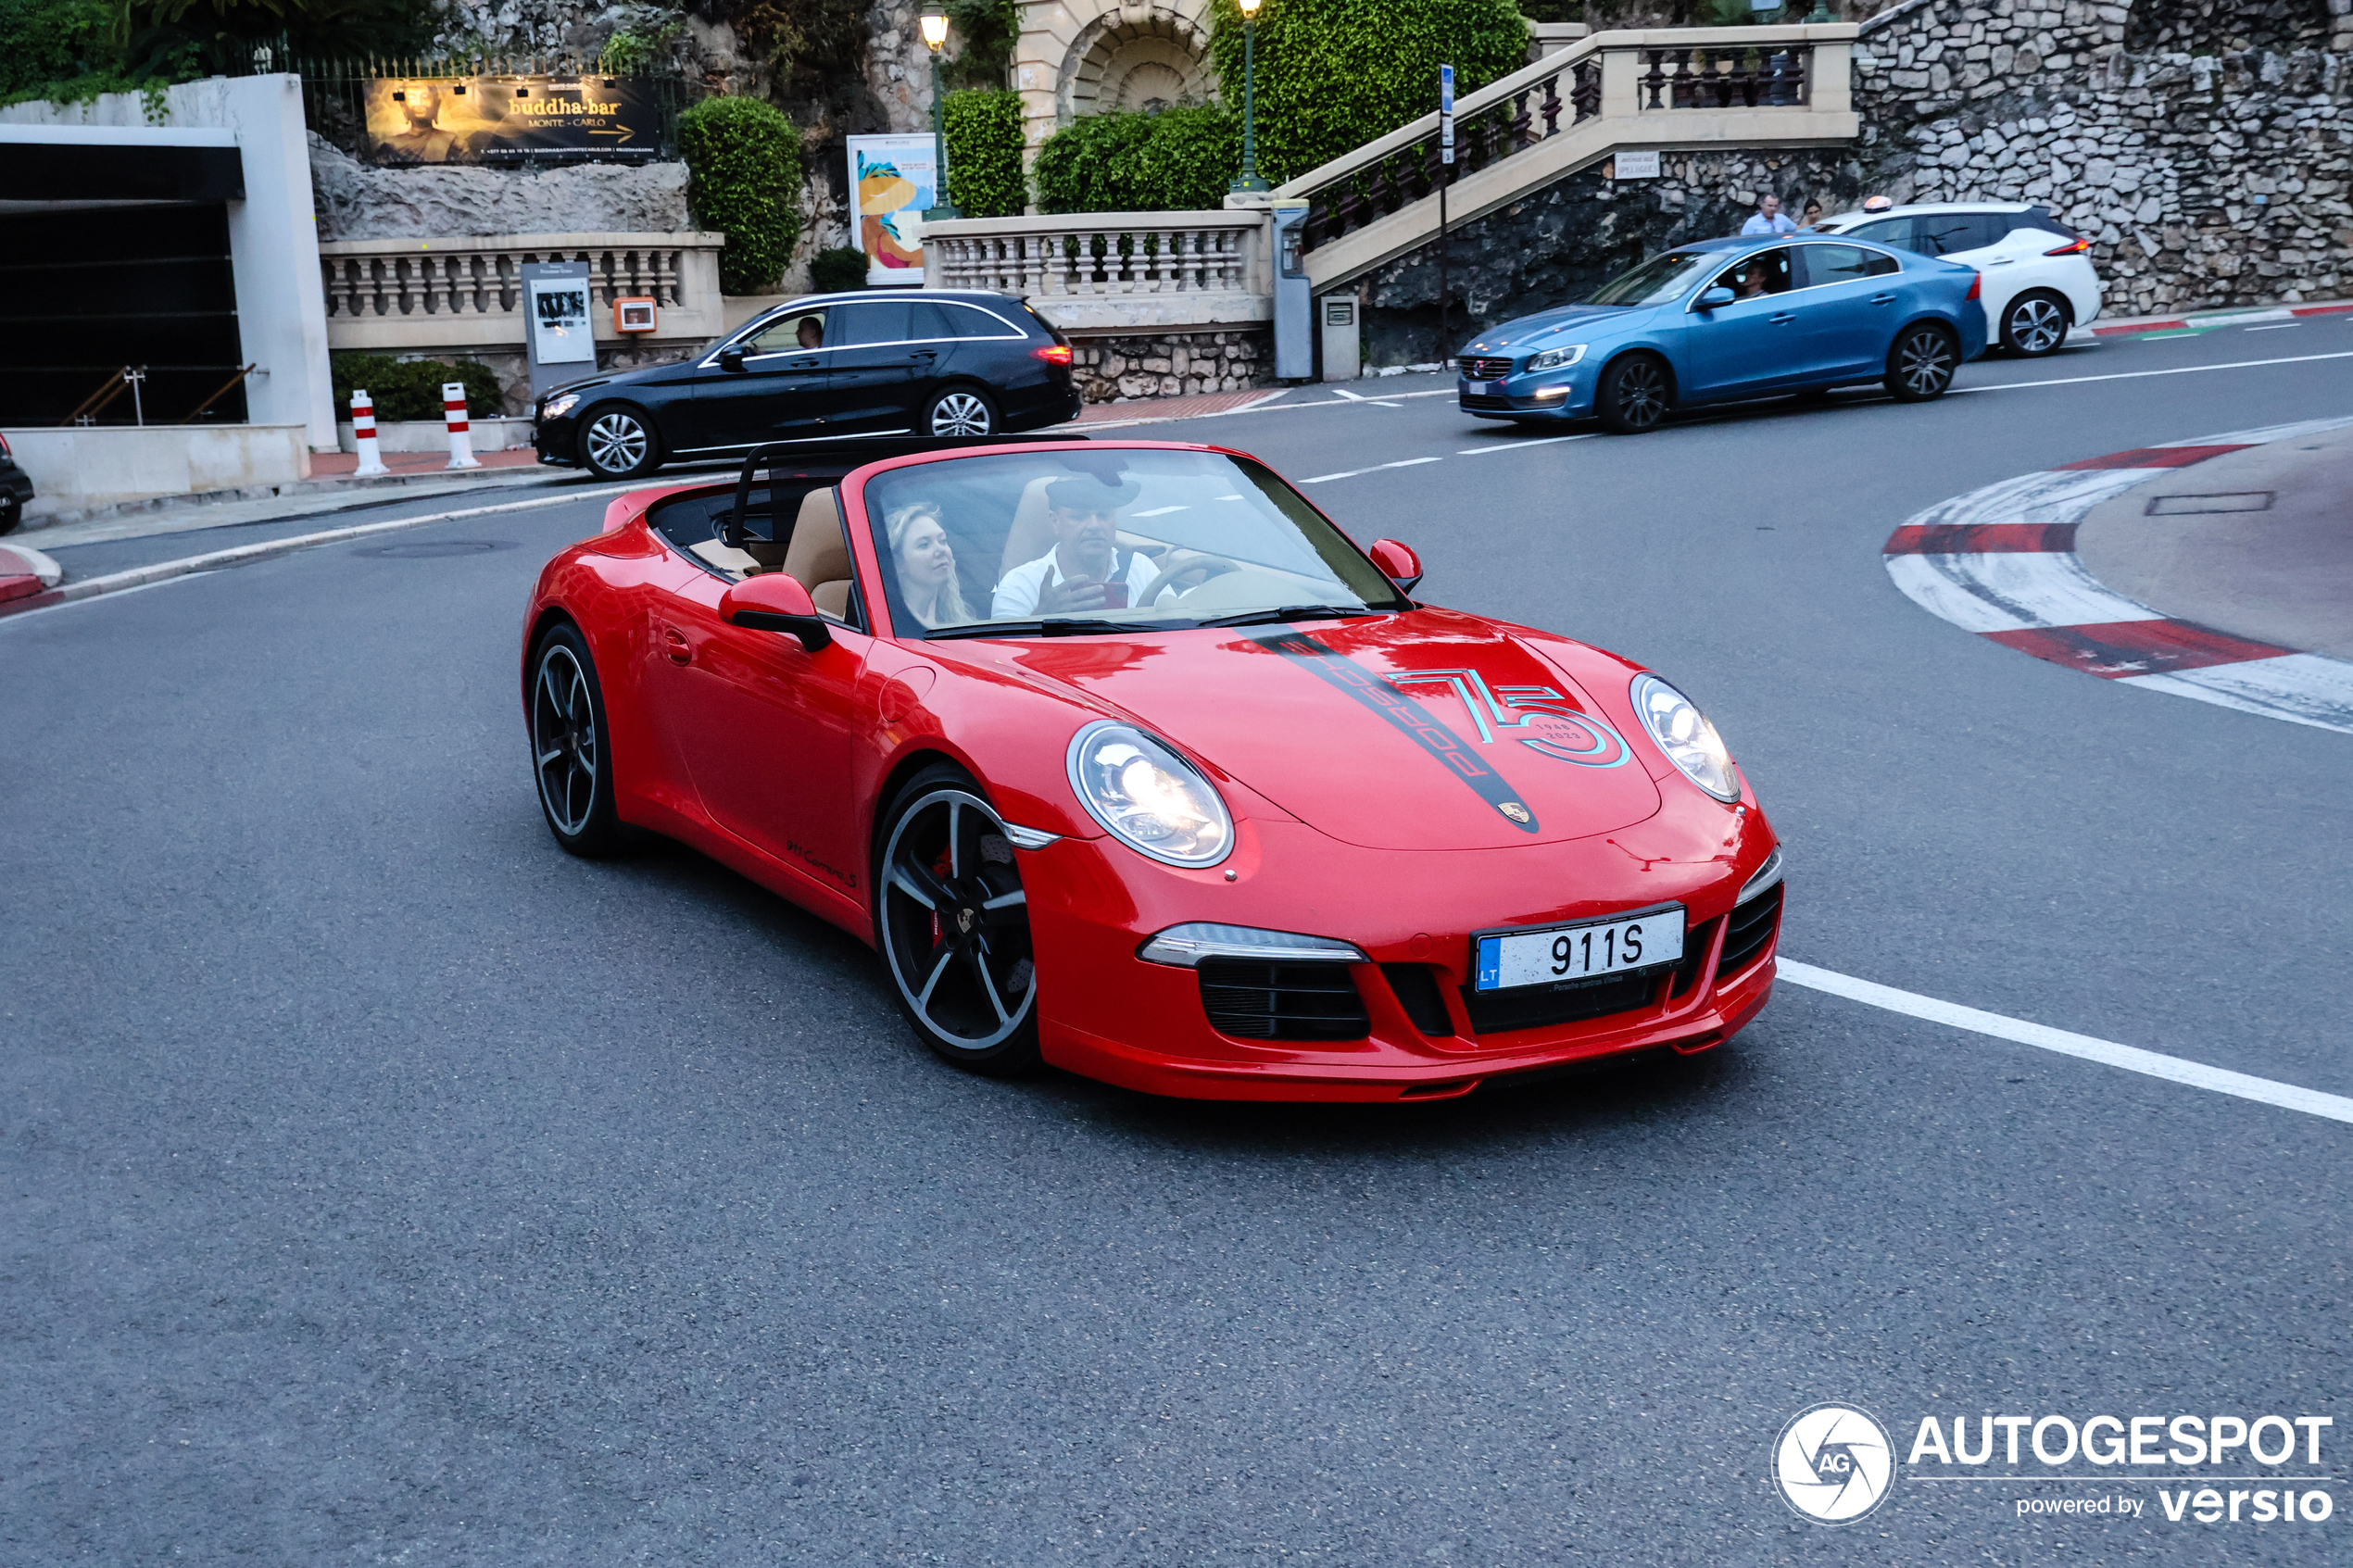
[941,88,1025,218]
[809,245,868,294]
[597,20,683,73]
[940,0,1018,92]
[1204,0,1528,186]
[330,353,504,423]
[679,94,804,295]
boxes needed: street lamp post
[920,3,962,221]
[1227,0,1270,194]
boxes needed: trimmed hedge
[942,88,1026,218]
[679,94,804,295]
[1032,110,1159,214]
[1204,0,1527,186]
[810,245,869,293]
[330,354,505,423]
[1110,104,1241,212]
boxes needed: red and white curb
[2091,300,2353,337]
[0,540,63,603]
[1882,416,2353,734]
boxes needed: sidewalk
[2087,296,2353,338]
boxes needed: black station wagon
[535,289,1086,480]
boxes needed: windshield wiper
[925,618,1164,640]
[1193,605,1386,629]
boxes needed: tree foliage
[1032,103,1244,214]
[680,94,805,295]
[939,0,1017,92]
[941,87,1025,217]
[1203,0,1528,185]
[1031,109,1159,213]
[809,245,868,293]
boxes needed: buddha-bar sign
[363,75,661,164]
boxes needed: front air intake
[1198,960,1370,1041]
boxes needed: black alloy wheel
[875,765,1042,1075]
[529,626,623,856]
[1597,354,1673,434]
[2000,290,2070,357]
[579,404,662,479]
[1885,324,1960,402]
[923,386,999,437]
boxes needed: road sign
[1440,64,1455,165]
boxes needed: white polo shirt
[990,545,1165,619]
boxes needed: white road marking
[2118,654,2353,734]
[0,481,646,621]
[1298,457,1445,483]
[1964,347,2353,394]
[1456,433,1598,456]
[2245,322,2301,332]
[1778,960,2353,1126]
[1882,548,2165,633]
[1128,504,1189,517]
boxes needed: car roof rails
[718,433,1086,551]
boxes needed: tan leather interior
[688,538,761,578]
[783,486,854,619]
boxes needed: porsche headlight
[1630,674,1742,803]
[1527,345,1587,371]
[1066,721,1233,867]
[540,393,580,420]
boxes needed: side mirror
[1695,287,1736,311]
[1367,538,1423,595]
[721,573,832,651]
[719,347,747,372]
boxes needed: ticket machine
[1271,201,1312,381]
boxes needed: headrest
[1000,475,1059,581]
[782,486,851,597]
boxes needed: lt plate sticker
[1477,909,1684,992]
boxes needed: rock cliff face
[309,135,693,241]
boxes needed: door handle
[911,349,937,359]
[1870,293,1896,305]
[661,624,691,665]
[1987,257,2017,266]
[1769,312,1796,324]
[788,357,821,368]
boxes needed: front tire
[0,493,19,536]
[875,764,1042,1076]
[1885,323,1960,402]
[578,404,663,479]
[529,625,624,857]
[923,385,999,437]
[1999,290,2070,357]
[1596,354,1673,434]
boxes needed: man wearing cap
[991,474,1165,618]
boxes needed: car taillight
[0,432,10,458]
[1032,344,1074,365]
[2044,237,2091,256]
[1966,272,1982,300]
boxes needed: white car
[1816,202,2102,357]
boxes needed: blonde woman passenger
[886,503,976,629]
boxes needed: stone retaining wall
[1068,328,1272,401]
[1850,0,2353,316]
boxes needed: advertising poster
[846,133,937,284]
[528,276,596,366]
[363,75,659,164]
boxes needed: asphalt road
[4,323,2347,1565]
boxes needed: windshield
[862,448,1410,637]
[1584,250,1720,307]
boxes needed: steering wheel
[1138,550,1239,606]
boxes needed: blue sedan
[1456,236,1987,434]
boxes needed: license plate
[1475,907,1685,992]
[1466,381,1494,395]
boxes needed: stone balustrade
[319,230,727,353]
[1275,25,1857,289]
[919,211,1268,333]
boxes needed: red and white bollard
[349,389,388,476]
[443,382,480,470]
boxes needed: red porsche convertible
[522,435,1783,1100]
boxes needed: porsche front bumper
[1023,813,1781,1102]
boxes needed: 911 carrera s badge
[1250,631,1541,834]
[1381,668,1633,769]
